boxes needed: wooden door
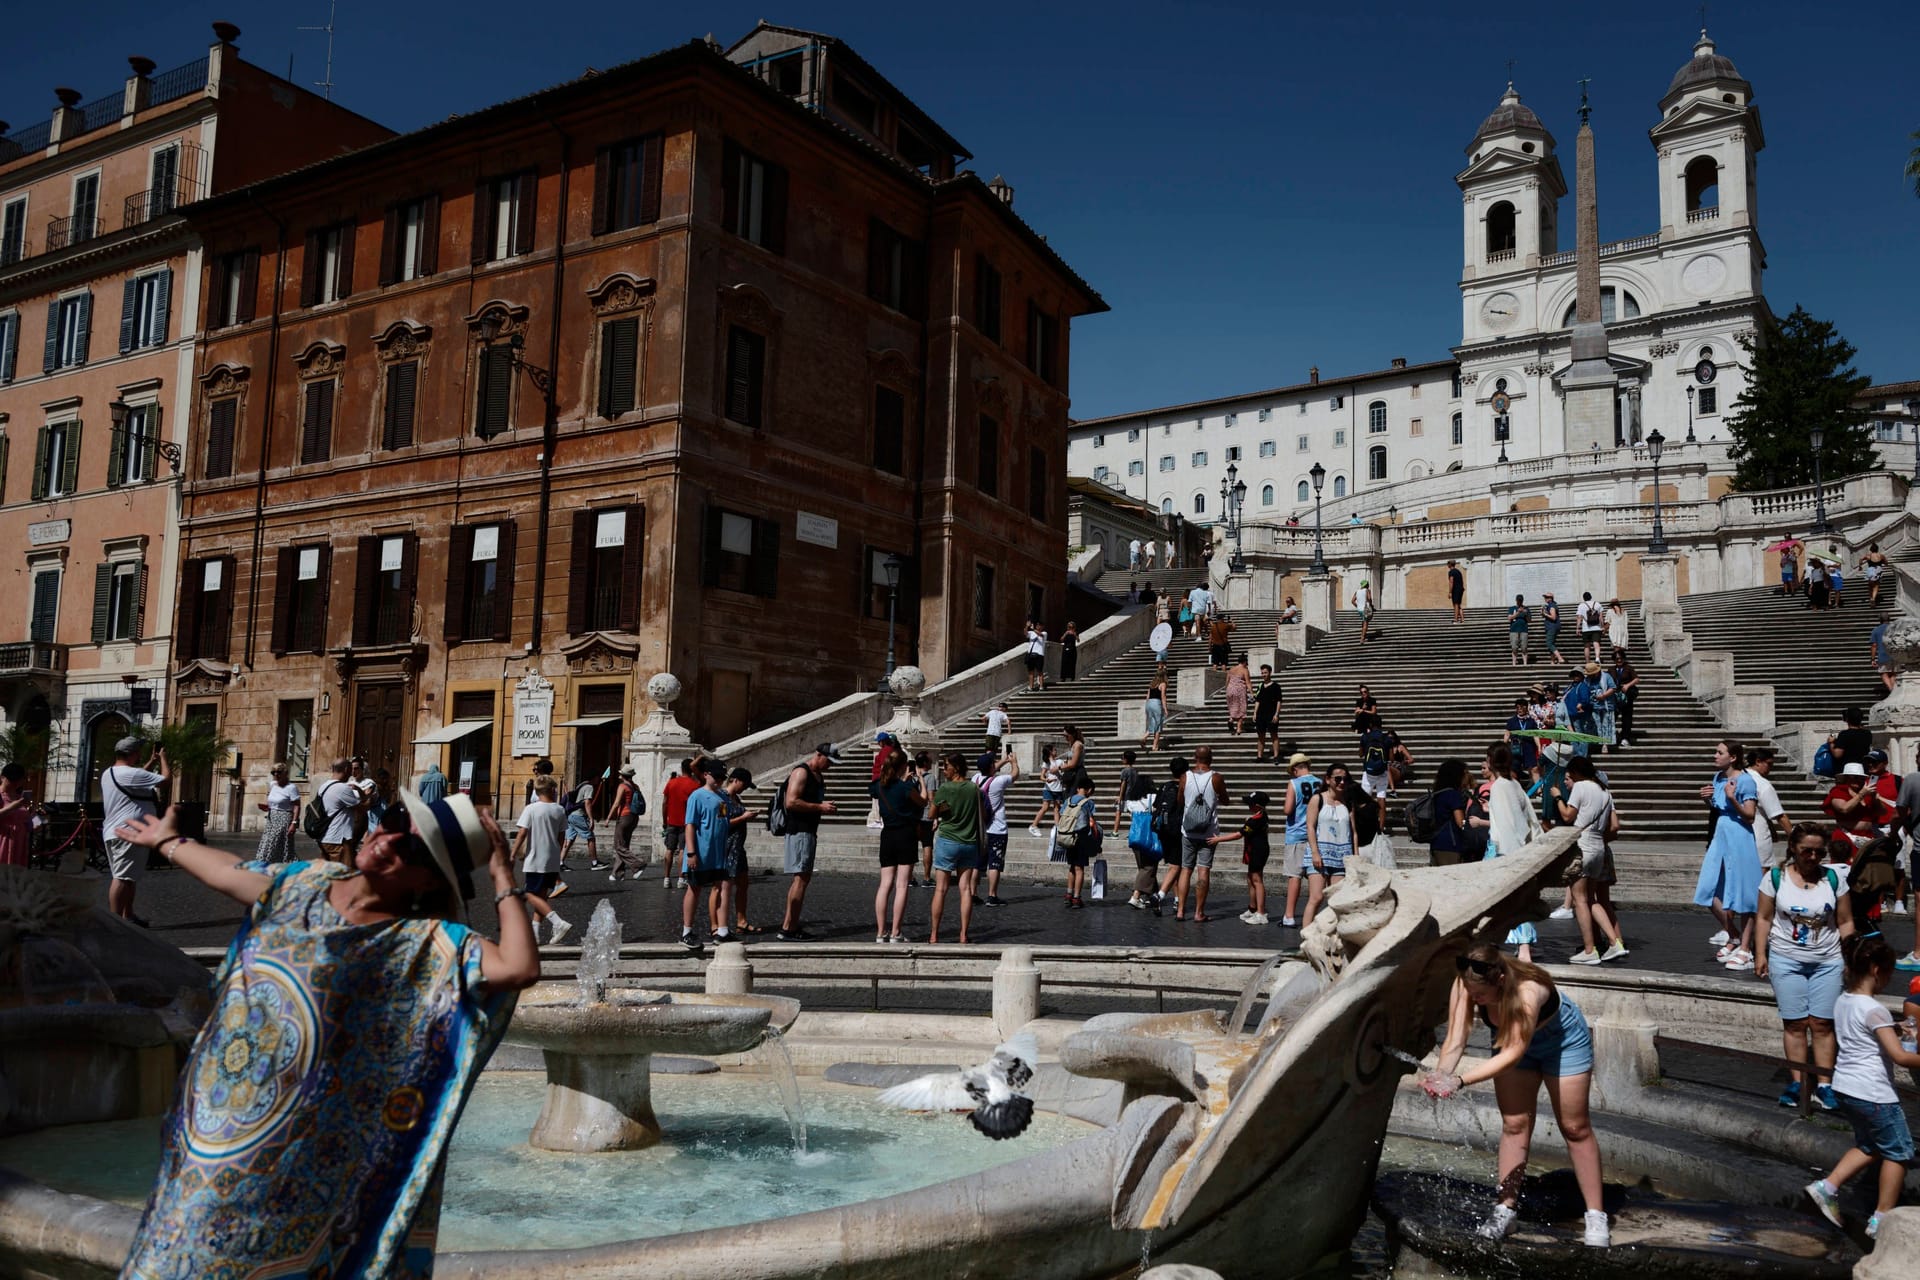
[353,684,406,777]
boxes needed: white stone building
[1070,31,1771,523]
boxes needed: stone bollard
[1116,700,1149,740]
[705,941,753,995]
[1855,1206,1920,1280]
[1176,666,1225,708]
[992,946,1041,1040]
[1587,1011,1660,1112]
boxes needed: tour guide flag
[1533,727,1611,745]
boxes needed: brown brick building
[174,24,1103,821]
[0,24,389,809]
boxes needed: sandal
[1193,913,1213,923]
[735,922,767,934]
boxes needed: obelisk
[1559,83,1619,452]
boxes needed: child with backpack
[1804,934,1920,1241]
[1054,775,1098,909]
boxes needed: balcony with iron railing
[0,642,68,677]
[124,143,208,229]
[148,57,211,108]
[44,213,101,253]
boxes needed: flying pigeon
[874,1032,1039,1140]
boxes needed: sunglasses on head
[1455,955,1501,979]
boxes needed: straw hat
[397,789,489,922]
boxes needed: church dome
[1469,84,1551,151]
[1665,30,1750,99]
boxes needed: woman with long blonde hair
[1424,943,1608,1248]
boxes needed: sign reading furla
[512,672,553,757]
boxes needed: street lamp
[1645,429,1669,553]
[1218,463,1248,574]
[1810,423,1831,533]
[881,553,905,683]
[1685,386,1697,444]
[107,397,183,474]
[1308,461,1328,575]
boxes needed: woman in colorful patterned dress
[112,791,539,1278]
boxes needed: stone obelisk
[1559,85,1619,452]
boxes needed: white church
[1069,31,1768,522]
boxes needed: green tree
[1725,305,1876,492]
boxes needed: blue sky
[10,1,1915,418]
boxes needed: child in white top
[1804,935,1920,1239]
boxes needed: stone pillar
[624,673,698,838]
[875,666,936,748]
[1177,666,1225,708]
[1870,617,1920,774]
[1638,552,1683,647]
[992,946,1041,1039]
[1587,1008,1661,1112]
[705,941,753,995]
[1301,572,1334,632]
[1116,701,1148,740]
[1222,571,1252,611]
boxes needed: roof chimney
[1391,356,1407,369]
[987,174,1014,207]
[1309,365,1320,385]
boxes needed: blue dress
[1694,772,1761,914]
[1145,693,1166,734]
[1591,672,1618,746]
[122,862,513,1278]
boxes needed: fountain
[507,900,797,1152]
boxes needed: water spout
[575,900,622,1006]
[1226,955,1284,1039]
[750,1026,809,1154]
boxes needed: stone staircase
[1677,586,1888,728]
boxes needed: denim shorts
[784,831,818,875]
[1518,996,1595,1076]
[933,835,978,873]
[1837,1092,1917,1162]
[1767,953,1844,1022]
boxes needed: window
[1451,373,1463,398]
[210,249,257,328]
[0,198,24,266]
[1091,465,1110,483]
[44,292,91,371]
[473,171,534,262]
[1333,429,1346,447]
[1451,412,1464,446]
[972,563,995,630]
[352,534,415,647]
[973,255,1002,341]
[1697,386,1718,415]
[275,702,313,779]
[32,422,80,499]
[383,361,418,449]
[1332,475,1347,497]
[1225,412,1238,427]
[872,384,905,474]
[69,173,99,245]
[597,317,639,418]
[593,136,663,235]
[30,570,60,644]
[1191,451,1208,468]
[1026,303,1058,385]
[722,141,787,252]
[1486,200,1516,257]
[1226,446,1241,462]
[108,403,160,487]
[300,222,354,306]
[1258,408,1271,422]
[1296,435,1309,453]
[978,416,999,495]
[148,145,181,217]
[1409,417,1423,437]
[446,523,515,643]
[118,270,171,352]
[1684,156,1719,213]
[1297,403,1308,415]
[1158,455,1175,472]
[723,325,766,428]
[1092,433,1106,448]
[1368,401,1387,433]
[0,311,18,385]
[205,398,238,478]
[300,378,336,464]
[1258,440,1276,458]
[867,219,926,314]
[833,74,880,133]
[1126,428,1140,443]
[1368,445,1387,481]
[1192,493,1206,515]
[1028,447,1047,521]
[180,556,234,661]
[1296,480,1310,502]
[569,506,643,632]
[1874,419,1901,443]
[1261,484,1274,505]
[1328,395,1344,410]
[379,196,438,284]
[1127,460,1144,476]
[475,344,514,438]
[93,560,145,643]
[1026,583,1045,626]
[1561,287,1642,326]
[272,544,331,655]
[1160,497,1173,514]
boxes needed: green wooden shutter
[566,510,594,633]
[351,535,379,646]
[512,173,536,254]
[42,300,60,372]
[419,195,440,275]
[30,426,50,500]
[90,563,112,643]
[617,504,644,631]
[0,434,11,502]
[152,269,171,344]
[133,561,148,640]
[118,278,139,353]
[470,179,493,264]
[478,347,511,437]
[443,524,473,643]
[0,312,16,383]
[749,517,779,599]
[59,421,81,495]
[491,522,516,643]
[106,419,126,488]
[590,148,612,236]
[72,292,91,366]
[302,380,333,464]
[763,162,788,255]
[377,206,399,285]
[178,558,203,659]
[142,407,161,480]
[599,318,637,417]
[236,250,258,323]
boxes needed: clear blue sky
[10,1,1915,418]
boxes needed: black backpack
[1150,779,1184,836]
[303,782,340,842]
[1404,790,1438,843]
[765,766,801,835]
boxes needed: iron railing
[44,213,100,253]
[0,642,68,675]
[123,143,207,228]
[1,120,53,157]
[77,91,123,134]
[148,58,211,107]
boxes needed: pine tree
[1725,305,1875,492]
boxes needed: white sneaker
[1476,1203,1519,1241]
[1707,930,1730,947]
[1281,916,1298,927]
[674,878,687,891]
[1027,826,1043,838]
[1724,949,1754,972]
[1894,900,1909,916]
[547,915,574,944]
[1248,912,1269,925]
[1600,939,1630,962]
[1568,949,1603,965]
[1239,910,1256,923]
[877,934,888,944]
[1582,1209,1610,1248]
[1549,906,1575,920]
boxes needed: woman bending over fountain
[112,793,538,1277]
[1424,944,1608,1248]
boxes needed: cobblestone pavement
[111,834,1915,981]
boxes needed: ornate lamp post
[881,553,905,684]
[1218,463,1248,573]
[107,397,183,474]
[1646,429,1669,553]
[1810,423,1831,534]
[1685,385,1697,444]
[1309,461,1328,575]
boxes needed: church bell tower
[1457,84,1566,344]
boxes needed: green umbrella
[1533,727,1611,745]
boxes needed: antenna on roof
[297,0,338,101]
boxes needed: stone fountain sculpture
[505,902,796,1152]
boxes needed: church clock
[1480,292,1520,331]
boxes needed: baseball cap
[814,743,842,762]
[1243,791,1270,807]
[700,757,729,779]
[726,767,756,789]
[1866,748,1889,764]
[976,752,996,774]
[874,731,894,744]
[114,735,143,754]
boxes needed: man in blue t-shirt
[1280,753,1322,929]
[680,757,735,952]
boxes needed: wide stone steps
[1678,586,1887,725]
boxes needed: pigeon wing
[991,1032,1040,1090]
[968,1094,1036,1141]
[875,1071,977,1112]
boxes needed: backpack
[1055,795,1091,852]
[1404,790,1439,844]
[1361,733,1389,775]
[1768,864,1840,897]
[765,766,800,835]
[1181,776,1218,839]
[626,785,647,817]
[303,782,340,842]
[1151,779,1184,837]
[1811,742,1836,778]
